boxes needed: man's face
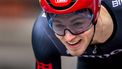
[55,26,94,56]
[50,11,94,56]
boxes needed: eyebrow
[71,17,83,23]
[53,20,62,24]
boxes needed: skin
[55,5,114,56]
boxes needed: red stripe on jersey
[37,61,53,69]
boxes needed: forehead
[55,13,75,18]
[52,10,91,20]
[53,13,83,21]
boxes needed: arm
[32,13,62,69]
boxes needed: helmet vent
[47,0,76,10]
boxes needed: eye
[71,22,84,29]
[53,23,65,28]
[73,22,83,26]
[56,24,64,27]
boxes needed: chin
[69,51,84,56]
[68,46,87,56]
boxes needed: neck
[92,5,114,44]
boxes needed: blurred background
[0,0,40,69]
[0,0,77,69]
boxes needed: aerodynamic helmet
[40,0,101,22]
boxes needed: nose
[64,30,76,42]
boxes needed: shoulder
[32,12,54,46]
[32,12,54,38]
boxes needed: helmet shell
[40,0,101,22]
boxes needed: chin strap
[92,21,103,55]
[92,21,98,54]
[88,20,97,55]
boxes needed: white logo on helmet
[55,0,68,3]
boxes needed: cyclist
[32,0,122,69]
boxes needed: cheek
[80,27,94,42]
[55,34,64,42]
[55,35,67,46]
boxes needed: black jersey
[77,0,122,68]
[79,0,122,60]
[32,0,122,69]
[81,0,122,60]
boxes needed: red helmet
[40,0,101,22]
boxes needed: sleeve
[32,13,62,69]
[36,56,61,69]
